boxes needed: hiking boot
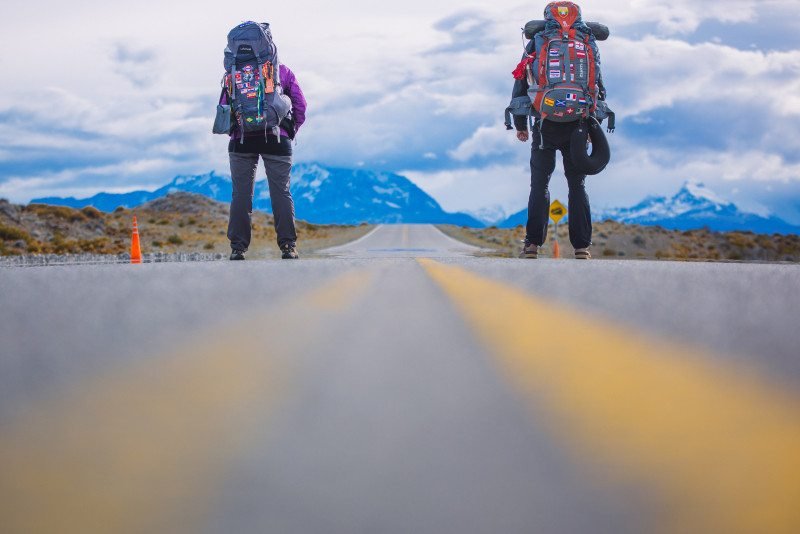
[519,240,539,259]
[281,243,299,260]
[575,248,592,260]
[230,249,246,261]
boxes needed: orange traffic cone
[553,238,561,259]
[130,216,142,264]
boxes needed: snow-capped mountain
[499,181,800,234]
[32,165,483,227]
[598,181,800,234]
[466,205,508,226]
[600,180,734,224]
[280,164,481,226]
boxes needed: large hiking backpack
[505,3,615,171]
[530,2,598,123]
[221,22,291,141]
[505,3,615,130]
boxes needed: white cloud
[448,124,517,162]
[111,42,160,88]
[681,151,800,184]
[604,37,800,118]
[403,164,531,215]
[588,0,778,34]
[0,0,798,224]
[0,159,186,202]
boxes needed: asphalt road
[1,224,799,534]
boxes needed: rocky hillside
[439,221,800,262]
[5,192,797,263]
[0,193,372,259]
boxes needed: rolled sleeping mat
[570,118,611,176]
[524,20,610,40]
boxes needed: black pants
[228,153,296,251]
[527,120,592,249]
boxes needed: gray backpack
[219,22,291,141]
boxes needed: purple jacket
[221,64,307,139]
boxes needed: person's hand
[516,130,529,142]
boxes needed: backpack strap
[229,49,237,103]
[229,50,246,144]
[534,117,544,149]
[561,36,571,84]
[585,36,597,113]
[262,62,275,93]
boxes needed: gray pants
[228,153,296,251]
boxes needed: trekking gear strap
[605,110,615,133]
[534,117,544,149]
[230,50,244,145]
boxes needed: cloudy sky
[1,0,799,222]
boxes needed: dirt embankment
[438,220,800,262]
[0,193,373,259]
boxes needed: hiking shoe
[519,240,539,259]
[281,243,299,260]
[575,248,592,260]
[229,249,245,261]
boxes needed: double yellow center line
[419,258,800,534]
[3,258,799,533]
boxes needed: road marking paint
[318,224,383,253]
[307,269,375,311]
[418,258,800,534]
[429,225,484,253]
[0,269,374,534]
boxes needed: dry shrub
[727,232,756,249]
[27,204,87,223]
[0,224,32,242]
[81,206,102,219]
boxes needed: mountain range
[33,164,483,227]
[32,168,800,234]
[500,181,800,235]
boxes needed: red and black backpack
[529,2,599,123]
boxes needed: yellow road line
[418,258,800,534]
[0,269,373,534]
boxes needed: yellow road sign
[550,200,567,224]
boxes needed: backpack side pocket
[212,104,232,134]
[504,95,533,130]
